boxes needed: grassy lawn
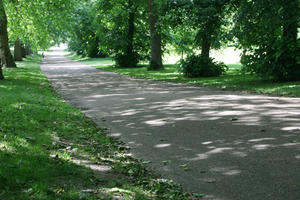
[0,55,202,200]
[69,54,300,97]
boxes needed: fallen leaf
[162,160,171,165]
[180,164,188,168]
[231,117,238,121]
[183,167,190,171]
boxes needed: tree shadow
[42,51,300,200]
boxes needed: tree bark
[0,0,16,68]
[21,45,26,58]
[201,23,212,59]
[282,0,298,49]
[280,0,299,80]
[14,40,23,61]
[126,0,135,59]
[25,45,32,55]
[147,0,163,70]
[0,65,3,80]
[201,33,211,58]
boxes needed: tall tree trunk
[14,40,23,61]
[21,44,26,58]
[126,0,135,59]
[201,23,212,59]
[201,33,211,58]
[280,0,299,80]
[0,0,16,68]
[25,45,32,55]
[282,0,298,50]
[147,0,163,70]
[0,64,3,80]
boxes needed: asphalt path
[41,48,300,200]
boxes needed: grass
[68,54,300,97]
[0,55,203,199]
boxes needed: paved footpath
[41,48,300,200]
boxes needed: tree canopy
[0,0,299,81]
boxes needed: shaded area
[69,53,300,97]
[1,55,195,200]
[42,48,300,200]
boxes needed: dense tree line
[0,0,75,80]
[67,0,299,81]
[0,0,299,81]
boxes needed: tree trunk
[147,0,163,70]
[201,33,211,58]
[282,0,298,50]
[21,44,26,58]
[0,0,16,68]
[201,23,212,59]
[126,0,135,59]
[280,0,299,80]
[14,40,23,61]
[0,65,3,80]
[25,44,32,55]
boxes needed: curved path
[41,48,300,200]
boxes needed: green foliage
[164,0,233,54]
[115,52,139,68]
[5,0,77,50]
[179,54,228,77]
[67,2,108,58]
[76,56,300,96]
[192,0,232,48]
[233,0,300,81]
[94,0,149,67]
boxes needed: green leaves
[5,0,77,49]
[233,0,300,81]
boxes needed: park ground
[1,48,300,200]
[0,55,202,200]
[68,48,300,97]
[42,48,300,200]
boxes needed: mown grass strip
[0,55,202,200]
[68,54,300,97]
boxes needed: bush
[115,52,139,68]
[241,44,300,81]
[179,54,228,78]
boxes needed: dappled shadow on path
[42,49,300,200]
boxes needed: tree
[233,0,300,81]
[164,0,232,77]
[166,0,232,58]
[279,0,299,80]
[193,0,232,59]
[14,40,24,61]
[0,0,77,79]
[0,0,17,80]
[68,2,104,57]
[0,0,17,71]
[6,0,76,50]
[94,0,149,67]
[147,0,163,70]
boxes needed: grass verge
[68,54,300,97]
[0,55,203,199]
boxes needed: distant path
[41,48,300,200]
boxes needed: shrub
[241,44,300,81]
[179,54,228,78]
[115,52,139,68]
